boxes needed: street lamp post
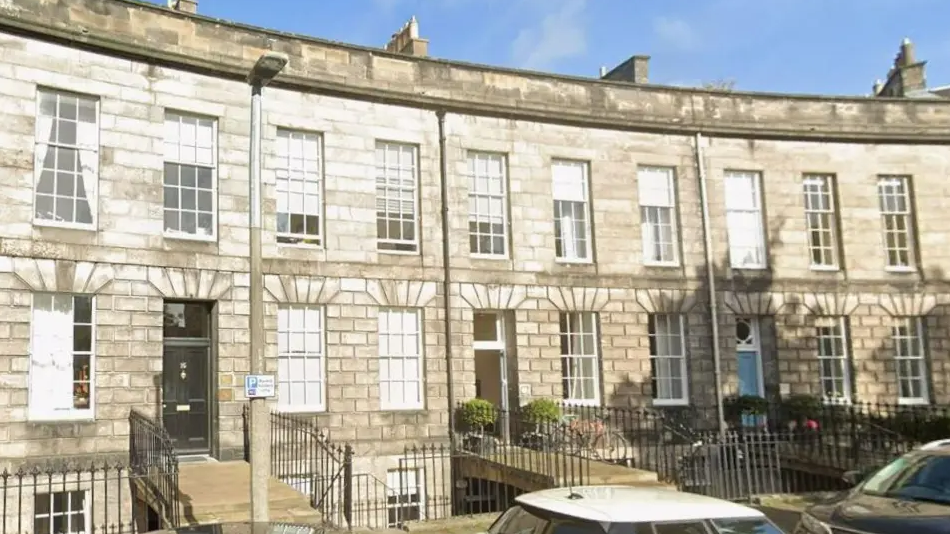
[246,50,288,522]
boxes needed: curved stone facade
[0,0,948,468]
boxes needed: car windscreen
[862,454,950,504]
[709,517,785,534]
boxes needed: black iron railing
[449,399,949,503]
[128,408,180,529]
[243,406,354,528]
[0,461,144,534]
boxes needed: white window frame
[378,308,424,410]
[559,312,601,406]
[33,88,100,230]
[892,317,929,406]
[551,159,593,263]
[376,141,420,254]
[275,129,324,247]
[802,174,840,270]
[29,293,96,422]
[816,317,852,405]
[724,170,767,269]
[33,490,89,534]
[163,110,218,241]
[877,175,916,271]
[649,314,689,406]
[386,468,426,528]
[637,166,679,266]
[277,305,327,412]
[467,151,509,258]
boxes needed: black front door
[162,344,210,453]
[162,301,212,454]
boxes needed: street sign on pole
[245,374,276,398]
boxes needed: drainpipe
[694,132,727,437]
[436,110,458,448]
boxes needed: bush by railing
[128,408,180,529]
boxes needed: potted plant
[457,399,498,453]
[518,398,561,451]
[723,395,769,429]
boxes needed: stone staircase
[176,461,323,526]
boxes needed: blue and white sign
[244,374,276,398]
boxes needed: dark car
[794,438,950,534]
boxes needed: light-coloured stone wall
[0,30,949,464]
[0,465,134,534]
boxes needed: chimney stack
[600,55,650,84]
[385,16,429,57]
[874,37,927,97]
[599,66,607,77]
[167,0,197,13]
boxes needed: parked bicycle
[551,412,630,461]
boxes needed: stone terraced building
[1,0,950,505]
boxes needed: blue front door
[737,351,763,427]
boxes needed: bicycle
[551,412,630,461]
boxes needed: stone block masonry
[0,2,949,466]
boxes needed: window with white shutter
[552,159,592,262]
[724,170,767,269]
[29,293,95,421]
[637,166,679,265]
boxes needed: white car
[483,485,785,534]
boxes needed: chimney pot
[900,37,916,65]
[599,66,607,77]
[384,16,429,57]
[168,0,197,13]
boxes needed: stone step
[182,506,324,526]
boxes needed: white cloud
[652,16,697,51]
[510,0,588,71]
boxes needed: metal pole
[694,132,727,437]
[248,81,269,522]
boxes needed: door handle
[162,403,167,409]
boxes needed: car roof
[918,439,950,454]
[515,486,765,523]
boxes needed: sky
[149,0,950,96]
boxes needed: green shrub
[458,398,496,430]
[724,395,769,423]
[521,398,561,425]
[782,394,822,421]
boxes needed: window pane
[376,142,419,251]
[560,312,600,403]
[379,309,423,409]
[164,112,217,237]
[276,129,324,246]
[277,305,326,410]
[34,90,99,226]
[724,171,766,268]
[878,175,915,268]
[649,314,687,403]
[468,152,508,256]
